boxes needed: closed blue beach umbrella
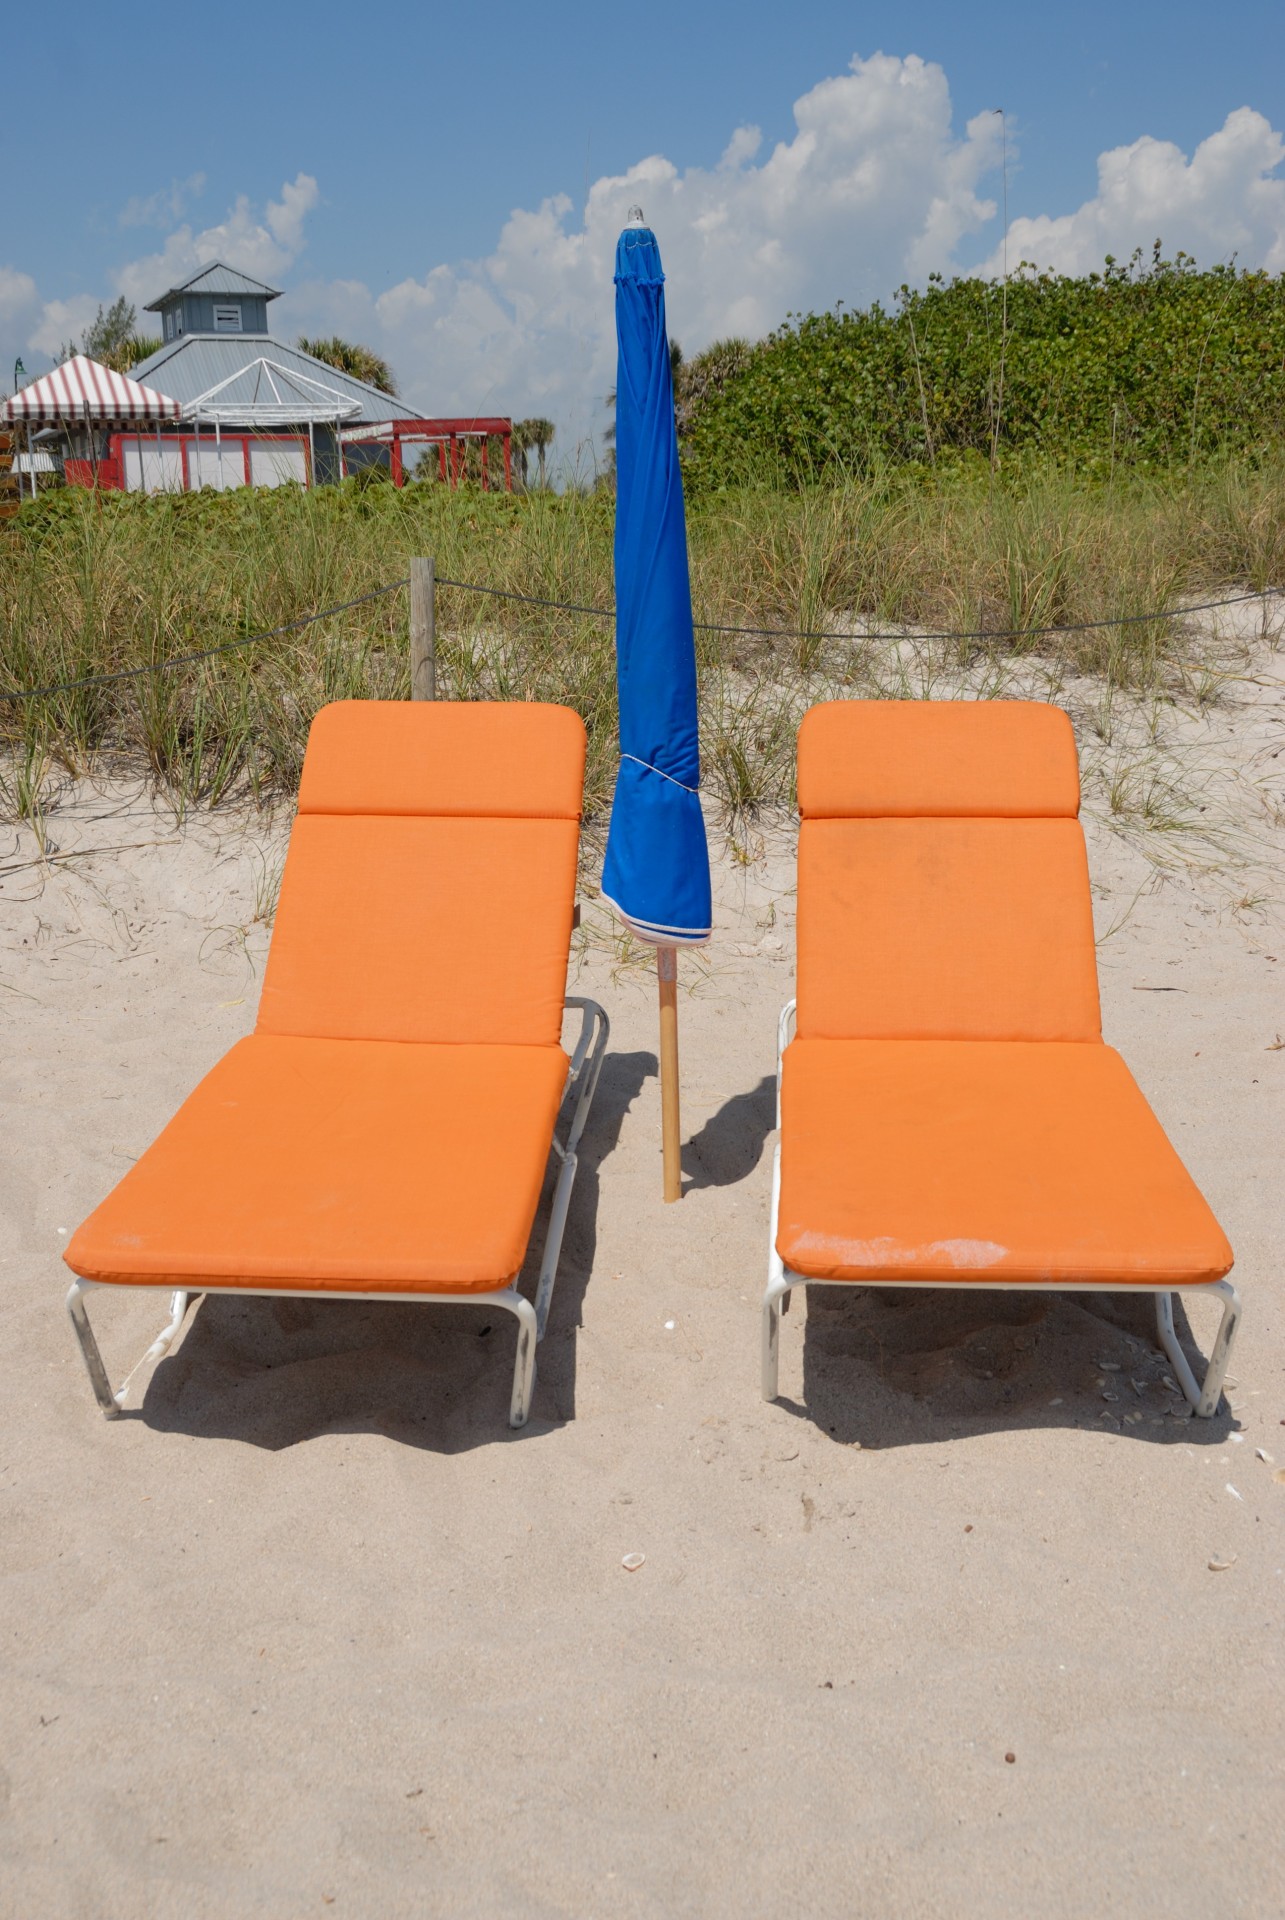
[601,210,711,1201]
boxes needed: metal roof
[13,449,59,473]
[143,260,282,311]
[125,335,409,426]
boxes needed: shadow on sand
[681,1074,776,1192]
[135,1049,654,1453]
[774,1283,1235,1448]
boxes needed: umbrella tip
[626,204,646,227]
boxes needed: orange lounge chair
[65,701,608,1429]
[763,700,1240,1418]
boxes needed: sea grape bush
[679,249,1285,487]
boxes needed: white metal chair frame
[67,996,609,1432]
[762,1001,1242,1419]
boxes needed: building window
[213,304,242,332]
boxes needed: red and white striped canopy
[2,354,180,425]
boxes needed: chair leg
[67,1279,119,1416]
[535,1151,577,1340]
[1155,1280,1242,1418]
[762,1146,795,1402]
[66,1279,191,1418]
[562,998,610,1159]
[498,1290,539,1429]
[533,997,609,1342]
[763,1270,796,1404]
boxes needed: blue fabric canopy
[600,224,712,945]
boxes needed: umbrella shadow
[682,1074,776,1191]
[135,1049,653,1453]
[775,1284,1236,1449]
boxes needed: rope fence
[436,574,1278,647]
[0,581,407,705]
[1,568,1278,707]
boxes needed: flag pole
[658,945,681,1201]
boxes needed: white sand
[2,654,1282,1917]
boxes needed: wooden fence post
[410,556,436,700]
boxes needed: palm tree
[118,334,162,369]
[514,418,555,489]
[297,336,397,395]
[510,419,532,489]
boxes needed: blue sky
[5,1,1284,458]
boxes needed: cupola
[144,261,280,343]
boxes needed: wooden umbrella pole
[658,945,682,1202]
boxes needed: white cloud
[8,67,1285,454]
[719,125,763,172]
[119,173,208,229]
[368,79,1284,455]
[15,173,321,368]
[16,173,322,367]
[28,295,101,358]
[0,265,38,324]
[979,108,1285,278]
[335,53,1003,454]
[265,174,320,257]
[112,172,320,308]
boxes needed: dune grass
[2,459,1282,834]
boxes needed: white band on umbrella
[621,753,700,796]
[598,889,711,944]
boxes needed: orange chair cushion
[257,814,578,1046]
[255,700,584,1047]
[777,1038,1233,1286]
[65,1035,569,1293]
[798,700,1080,818]
[796,818,1101,1041]
[298,700,587,819]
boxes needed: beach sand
[1,654,1282,1918]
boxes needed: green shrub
[681,250,1285,488]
